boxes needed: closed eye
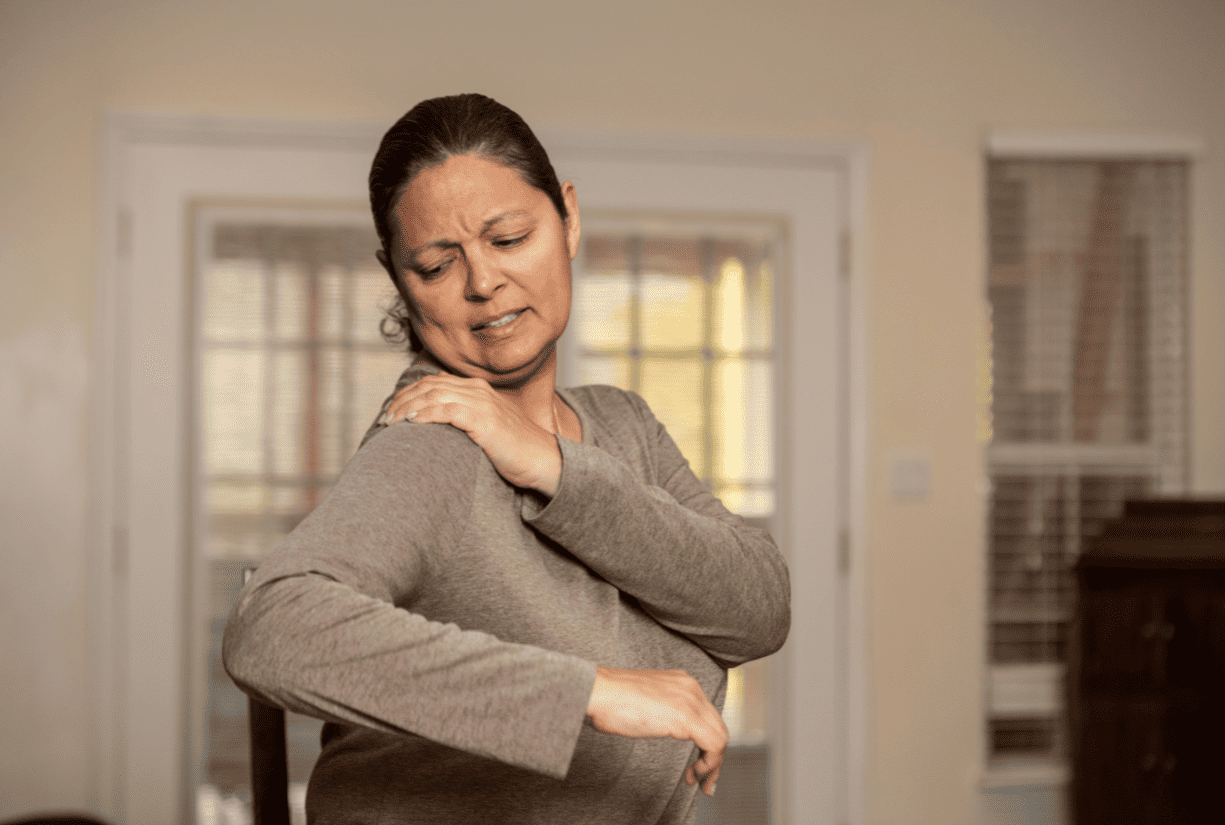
[493,233,529,249]
[415,257,453,279]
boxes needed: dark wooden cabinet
[1071,500,1225,825]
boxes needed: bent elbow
[763,600,791,657]
[707,597,791,669]
[748,561,791,658]
[221,595,281,701]
[221,608,258,692]
[732,571,792,664]
[767,569,792,652]
[749,602,792,662]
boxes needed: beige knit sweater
[223,366,790,824]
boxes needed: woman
[223,94,790,824]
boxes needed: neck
[416,346,562,434]
[493,351,561,434]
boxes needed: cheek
[402,287,449,333]
[550,270,573,330]
[400,288,426,324]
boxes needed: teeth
[485,311,520,329]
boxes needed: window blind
[984,159,1189,761]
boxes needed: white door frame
[91,113,869,825]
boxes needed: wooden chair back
[243,568,292,825]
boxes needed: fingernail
[710,784,716,795]
[406,411,418,421]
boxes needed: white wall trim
[107,111,863,169]
[540,128,864,171]
[980,762,1069,790]
[843,143,871,825]
[106,111,384,153]
[986,130,1204,158]
[88,113,126,823]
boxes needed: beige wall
[1,1,1222,822]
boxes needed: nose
[464,249,506,301]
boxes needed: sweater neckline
[555,386,593,448]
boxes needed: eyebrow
[405,210,534,266]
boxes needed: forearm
[223,570,596,779]
[525,436,791,667]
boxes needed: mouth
[470,309,525,332]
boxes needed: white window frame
[91,113,869,825]
[980,130,1201,796]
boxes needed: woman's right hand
[379,373,564,498]
[585,666,727,796]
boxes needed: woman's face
[382,153,580,387]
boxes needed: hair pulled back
[370,94,568,352]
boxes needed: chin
[479,342,557,387]
[430,339,556,387]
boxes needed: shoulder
[356,420,482,478]
[269,419,481,585]
[358,360,444,449]
[334,421,484,520]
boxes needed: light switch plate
[889,454,930,500]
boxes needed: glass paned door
[571,217,784,824]
[192,208,405,825]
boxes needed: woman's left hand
[380,374,562,497]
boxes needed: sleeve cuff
[519,434,593,526]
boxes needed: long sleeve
[525,387,791,668]
[222,422,597,780]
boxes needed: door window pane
[203,261,265,342]
[273,264,309,341]
[575,273,633,350]
[640,272,705,351]
[202,349,264,475]
[577,355,630,389]
[714,359,773,484]
[640,358,705,479]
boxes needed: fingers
[684,759,720,796]
[586,667,728,796]
[381,376,488,426]
[689,710,726,797]
[695,753,722,796]
[375,375,562,495]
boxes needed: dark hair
[369,93,569,352]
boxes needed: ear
[561,181,581,261]
[376,248,395,279]
[378,247,417,313]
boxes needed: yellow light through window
[716,257,746,352]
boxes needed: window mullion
[701,237,716,490]
[628,236,642,393]
[260,234,277,541]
